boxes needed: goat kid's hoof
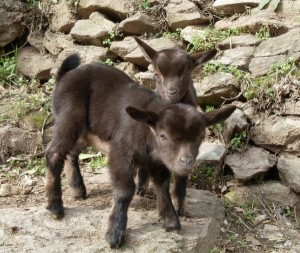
[46,205,64,219]
[163,217,181,232]
[72,189,87,200]
[105,229,126,249]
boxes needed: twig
[233,213,252,230]
[259,199,275,222]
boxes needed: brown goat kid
[134,37,217,214]
[45,53,236,248]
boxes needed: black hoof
[105,229,126,248]
[46,204,64,219]
[163,216,181,232]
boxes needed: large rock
[213,46,255,69]
[49,1,76,33]
[195,141,227,168]
[43,30,74,56]
[115,62,139,80]
[224,108,248,140]
[123,37,178,68]
[218,34,261,50]
[283,100,300,116]
[78,0,140,20]
[0,8,24,47]
[215,9,298,35]
[180,25,206,43]
[55,45,116,71]
[27,30,45,54]
[0,125,42,162]
[254,28,300,57]
[0,188,224,252]
[110,36,139,59]
[250,116,300,156]
[165,0,210,31]
[277,155,300,193]
[225,181,300,209]
[118,13,159,35]
[276,0,300,15]
[134,71,156,89]
[213,0,260,15]
[225,146,276,181]
[70,12,116,46]
[194,72,240,106]
[248,54,289,77]
[17,46,55,80]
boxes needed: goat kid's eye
[159,133,167,140]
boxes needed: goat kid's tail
[57,53,81,81]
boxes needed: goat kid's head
[134,37,217,103]
[126,104,236,176]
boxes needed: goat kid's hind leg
[151,168,181,232]
[172,175,188,216]
[65,151,87,200]
[46,141,68,219]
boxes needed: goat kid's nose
[166,89,177,96]
[180,156,193,166]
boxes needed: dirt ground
[0,161,300,253]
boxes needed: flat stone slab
[213,0,260,14]
[278,155,300,193]
[218,34,261,50]
[225,146,276,181]
[0,188,224,252]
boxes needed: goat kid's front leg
[172,175,188,216]
[152,169,181,232]
[106,175,135,248]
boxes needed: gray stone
[250,116,300,156]
[254,28,300,57]
[249,54,288,77]
[165,0,210,31]
[54,45,116,73]
[70,12,116,46]
[195,141,227,167]
[278,155,300,193]
[0,193,222,252]
[262,224,284,241]
[0,125,42,162]
[180,25,206,43]
[43,30,74,56]
[118,13,159,35]
[17,47,55,80]
[124,37,178,67]
[283,100,300,116]
[215,9,298,35]
[27,30,45,54]
[115,62,139,80]
[49,1,76,33]
[213,0,260,15]
[224,108,248,140]
[213,46,255,69]
[134,72,156,89]
[225,147,276,181]
[78,0,140,20]
[194,72,240,106]
[0,0,30,12]
[225,181,300,209]
[0,183,18,197]
[0,9,24,47]
[276,0,300,16]
[218,34,261,50]
[110,36,139,59]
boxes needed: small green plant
[103,31,115,47]
[203,63,244,79]
[103,58,115,66]
[163,28,182,41]
[271,58,297,76]
[9,157,46,176]
[88,155,108,170]
[187,27,244,52]
[140,0,151,10]
[26,0,41,8]
[0,53,18,87]
[229,131,247,150]
[205,105,224,132]
[255,26,270,40]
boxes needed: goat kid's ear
[134,37,157,63]
[204,105,236,127]
[191,48,217,67]
[126,106,159,127]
